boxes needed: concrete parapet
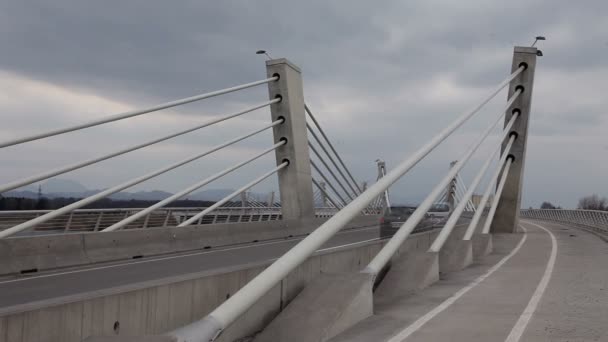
[0,233,88,274]
[438,239,473,273]
[0,228,444,342]
[254,273,373,342]
[472,233,493,261]
[0,215,379,276]
[374,251,440,301]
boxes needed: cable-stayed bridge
[0,46,606,342]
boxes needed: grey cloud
[1,0,607,208]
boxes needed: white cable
[165,67,525,342]
[102,125,284,232]
[305,105,363,194]
[178,162,288,227]
[432,126,517,250]
[0,77,278,149]
[310,161,348,206]
[309,142,355,201]
[481,158,514,234]
[0,129,284,238]
[365,88,522,273]
[307,123,360,196]
[0,99,280,193]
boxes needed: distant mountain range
[2,179,271,202]
[2,178,424,206]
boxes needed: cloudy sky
[1,0,606,208]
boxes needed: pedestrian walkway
[330,220,608,342]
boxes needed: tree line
[0,196,216,211]
[540,194,608,211]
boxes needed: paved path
[0,226,380,311]
[330,220,608,342]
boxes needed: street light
[256,50,273,60]
[531,36,545,47]
[531,36,545,57]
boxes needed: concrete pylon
[240,191,247,208]
[265,59,315,220]
[376,160,390,211]
[492,46,537,233]
[447,160,458,210]
[319,181,328,207]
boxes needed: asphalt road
[329,220,608,342]
[0,226,380,310]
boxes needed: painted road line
[504,221,557,342]
[387,226,528,342]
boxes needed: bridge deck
[330,220,608,342]
[0,226,379,313]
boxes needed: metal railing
[0,207,283,233]
[521,209,608,234]
[0,206,344,234]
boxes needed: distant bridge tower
[375,159,391,211]
[447,160,458,211]
[318,182,329,207]
[267,191,275,207]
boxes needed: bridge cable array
[307,125,360,209]
[306,105,363,194]
[306,106,385,214]
[177,160,289,227]
[455,175,476,212]
[101,137,285,232]
[0,76,287,238]
[366,88,521,271]
[0,98,279,194]
[170,65,527,341]
[311,178,342,209]
[0,77,278,149]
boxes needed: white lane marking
[317,238,379,252]
[0,226,379,284]
[387,226,528,342]
[504,221,557,342]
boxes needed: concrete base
[254,272,373,342]
[472,233,493,261]
[439,239,473,274]
[374,251,439,301]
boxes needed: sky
[0,1,607,209]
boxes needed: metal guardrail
[0,207,342,234]
[521,209,608,234]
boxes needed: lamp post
[256,49,273,60]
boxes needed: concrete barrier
[253,273,374,342]
[0,216,379,276]
[0,234,88,274]
[438,226,473,273]
[0,226,439,342]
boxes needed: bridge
[0,46,606,342]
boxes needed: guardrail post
[265,59,315,220]
[491,46,537,233]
